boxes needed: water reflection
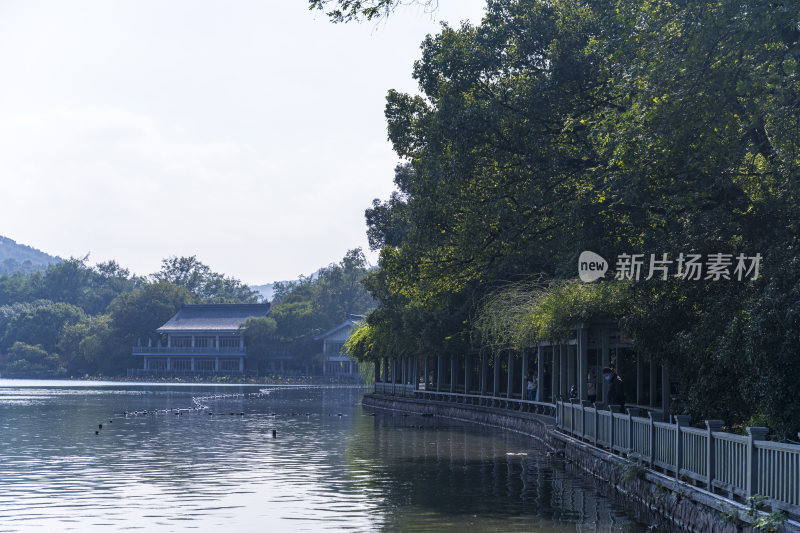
[0,382,660,532]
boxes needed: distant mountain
[251,272,321,302]
[251,283,275,302]
[0,235,62,275]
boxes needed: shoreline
[0,375,367,387]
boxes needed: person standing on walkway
[602,366,625,410]
[526,373,537,401]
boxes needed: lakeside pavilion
[131,303,270,376]
[315,314,363,376]
[375,320,674,416]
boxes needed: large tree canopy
[358,0,800,435]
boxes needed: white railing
[132,346,246,355]
[556,400,800,516]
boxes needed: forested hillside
[0,248,374,379]
[0,235,61,275]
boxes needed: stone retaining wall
[363,393,800,533]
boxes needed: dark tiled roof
[314,315,365,340]
[156,304,270,333]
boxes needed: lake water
[0,380,663,532]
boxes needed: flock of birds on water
[92,391,350,436]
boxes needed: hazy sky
[0,1,486,284]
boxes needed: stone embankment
[363,393,800,533]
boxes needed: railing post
[705,420,724,490]
[556,400,561,428]
[648,411,657,467]
[581,400,592,441]
[627,408,641,453]
[608,405,617,451]
[674,415,691,479]
[594,402,599,447]
[746,426,769,498]
[570,398,578,435]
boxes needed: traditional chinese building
[315,314,363,376]
[131,303,270,376]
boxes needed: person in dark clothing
[602,366,625,410]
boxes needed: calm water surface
[0,380,662,532]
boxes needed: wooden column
[464,353,472,394]
[636,353,644,405]
[536,345,544,402]
[551,346,559,401]
[577,325,588,400]
[480,353,488,395]
[450,355,457,393]
[661,363,671,416]
[520,349,529,400]
[649,359,657,408]
[437,356,443,392]
[507,351,515,398]
[560,344,568,399]
[601,328,610,403]
[493,352,501,397]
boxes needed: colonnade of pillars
[373,327,672,413]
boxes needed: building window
[172,336,192,348]
[196,359,215,371]
[219,336,240,348]
[194,336,216,348]
[173,359,192,371]
[220,359,240,371]
[326,342,345,356]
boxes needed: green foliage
[57,314,115,375]
[271,248,374,341]
[618,453,646,483]
[241,316,278,358]
[152,256,260,303]
[0,251,264,377]
[1,342,65,378]
[353,0,800,435]
[476,279,632,349]
[2,302,86,354]
[0,256,141,314]
[754,511,787,532]
[107,281,194,340]
[307,0,436,23]
[746,495,788,532]
[358,360,375,385]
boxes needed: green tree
[2,302,86,354]
[240,315,279,373]
[152,256,260,303]
[58,314,115,376]
[1,342,65,378]
[354,0,800,435]
[107,281,195,341]
[102,281,195,374]
[307,0,437,23]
